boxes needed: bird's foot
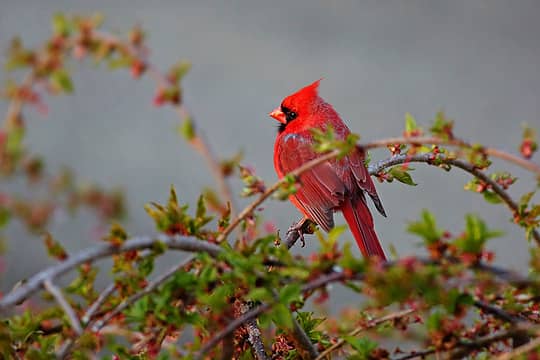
[286,217,316,248]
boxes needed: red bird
[270,80,387,259]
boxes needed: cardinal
[270,80,387,259]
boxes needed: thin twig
[393,348,437,360]
[315,309,415,360]
[494,335,540,360]
[43,279,83,335]
[56,282,118,358]
[82,283,117,325]
[473,300,521,324]
[449,328,531,359]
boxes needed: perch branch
[361,136,540,176]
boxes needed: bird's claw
[286,218,315,248]
[286,223,306,247]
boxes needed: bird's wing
[342,149,386,216]
[275,133,345,231]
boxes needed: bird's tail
[341,196,386,260]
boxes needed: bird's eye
[281,105,298,123]
[286,111,297,122]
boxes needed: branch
[367,153,540,245]
[238,301,269,360]
[91,255,195,332]
[43,279,83,335]
[291,310,320,359]
[282,152,540,248]
[393,348,437,360]
[0,235,222,311]
[361,136,540,176]
[55,282,118,359]
[217,150,340,242]
[102,32,237,216]
[81,283,117,325]
[195,271,346,359]
[315,308,415,360]
[449,328,531,359]
[494,334,540,360]
[473,300,522,325]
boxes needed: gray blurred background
[1,0,539,294]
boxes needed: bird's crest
[282,79,323,110]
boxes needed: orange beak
[269,107,287,124]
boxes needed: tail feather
[341,196,386,260]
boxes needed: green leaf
[519,191,535,214]
[50,69,74,93]
[407,210,443,245]
[405,112,418,133]
[0,207,10,229]
[6,127,24,155]
[52,12,71,36]
[389,166,417,186]
[483,191,502,204]
[279,283,301,304]
[246,287,272,302]
[444,289,473,314]
[168,61,191,83]
[178,116,196,141]
[426,309,444,332]
[271,303,293,329]
[137,256,154,277]
[453,214,503,253]
[343,336,377,359]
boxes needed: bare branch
[0,235,222,311]
[43,279,83,335]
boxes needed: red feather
[271,80,386,259]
